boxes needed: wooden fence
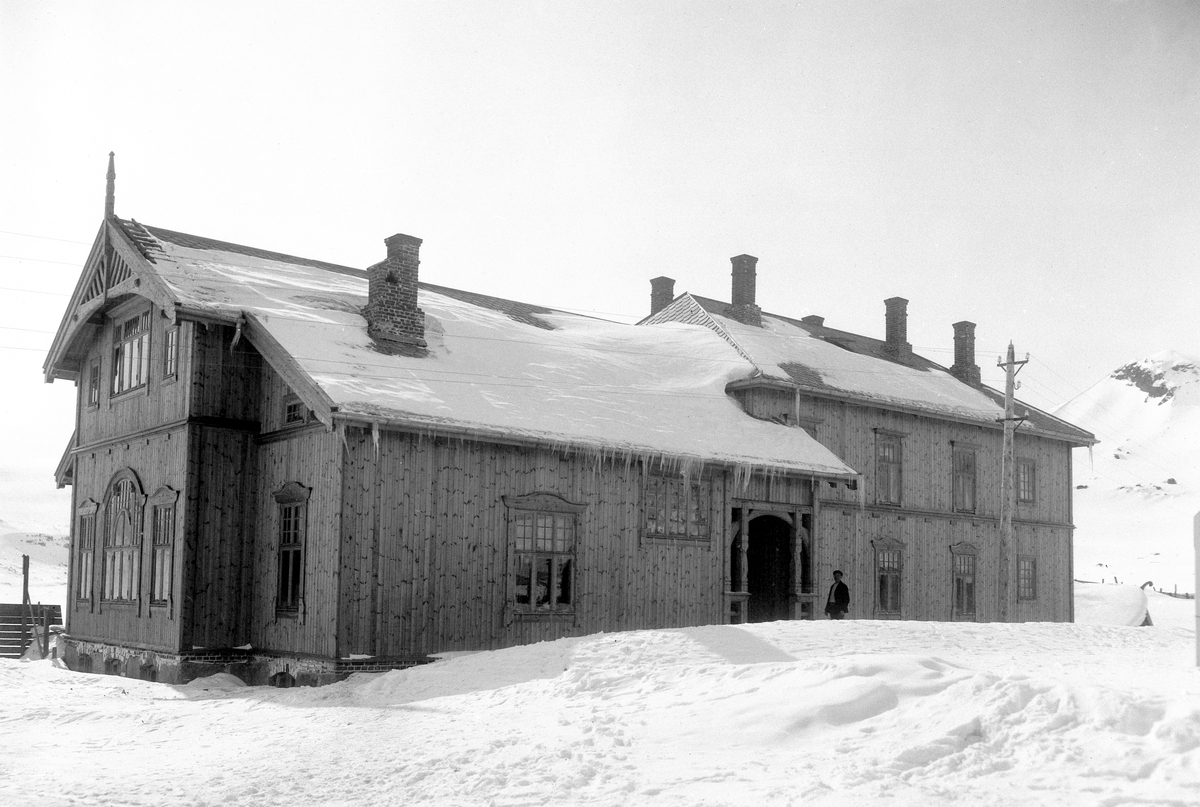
[0,602,62,659]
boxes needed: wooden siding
[181,424,255,650]
[735,385,1075,624]
[76,301,192,448]
[813,506,1071,623]
[67,428,188,650]
[735,387,1075,527]
[338,430,730,658]
[189,323,263,422]
[249,427,343,658]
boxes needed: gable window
[951,543,978,620]
[874,540,903,618]
[273,482,310,615]
[875,432,902,505]
[87,361,101,408]
[162,326,179,379]
[1017,459,1036,504]
[149,487,178,606]
[102,473,145,602]
[284,396,307,427]
[952,446,977,513]
[75,501,98,601]
[111,310,151,396]
[504,493,586,615]
[1018,556,1037,600]
[644,474,713,540]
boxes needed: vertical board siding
[338,431,728,658]
[182,425,254,650]
[250,428,343,658]
[67,429,188,651]
[76,305,192,448]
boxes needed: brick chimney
[950,320,982,385]
[883,297,911,358]
[729,254,762,327]
[650,276,675,316]
[365,233,426,347]
[801,314,825,327]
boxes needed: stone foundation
[62,636,431,687]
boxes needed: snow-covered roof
[111,222,856,478]
[644,292,1094,444]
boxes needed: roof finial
[104,152,116,220]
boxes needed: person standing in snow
[824,570,850,619]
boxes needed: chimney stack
[365,233,426,347]
[729,254,762,327]
[104,152,116,220]
[650,276,675,316]
[883,297,911,358]
[950,320,982,385]
[801,314,825,327]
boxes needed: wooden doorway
[746,515,792,623]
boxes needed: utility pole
[997,343,1028,621]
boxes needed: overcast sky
[1,1,1197,524]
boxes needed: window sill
[513,609,575,620]
[640,533,712,547]
[275,609,300,619]
[100,600,138,607]
[110,386,148,403]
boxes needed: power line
[0,229,92,246]
[0,254,82,267]
[0,285,71,297]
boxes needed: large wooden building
[44,162,1092,684]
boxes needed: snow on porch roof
[130,223,856,478]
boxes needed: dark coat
[824,580,850,616]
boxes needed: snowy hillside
[1056,350,1200,594]
[0,523,68,607]
[1,592,1196,806]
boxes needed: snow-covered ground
[1,587,1196,806]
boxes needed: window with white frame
[504,494,585,614]
[102,473,144,602]
[111,310,151,396]
[951,543,978,620]
[952,446,977,513]
[644,474,712,540]
[1017,459,1036,504]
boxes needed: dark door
[746,515,792,623]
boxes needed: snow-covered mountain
[1055,350,1200,593]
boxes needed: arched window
[102,471,145,602]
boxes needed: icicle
[230,314,246,353]
[335,420,349,455]
[371,421,380,460]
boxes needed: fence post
[19,555,30,656]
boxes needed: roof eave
[725,376,1095,446]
